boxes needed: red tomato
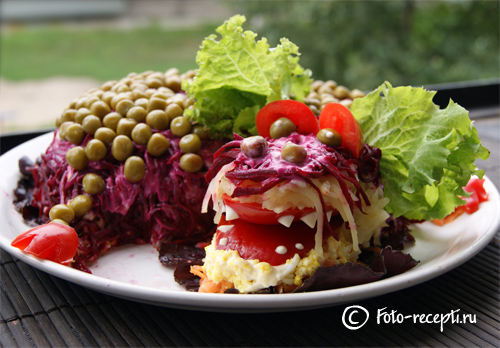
[215,215,316,266]
[319,103,364,158]
[223,194,316,225]
[11,223,79,265]
[256,100,319,138]
[432,177,489,225]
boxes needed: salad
[11,15,490,294]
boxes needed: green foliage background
[237,0,499,91]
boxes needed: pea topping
[281,142,307,163]
[82,115,102,135]
[89,100,111,119]
[82,174,105,195]
[135,98,149,109]
[65,123,85,144]
[112,135,134,161]
[68,195,92,217]
[49,204,75,223]
[58,121,74,140]
[102,112,123,131]
[85,139,107,161]
[116,118,137,137]
[94,127,116,146]
[74,108,92,124]
[170,116,191,137]
[50,219,69,226]
[241,136,268,158]
[165,103,183,121]
[179,134,201,153]
[179,153,203,173]
[146,110,170,130]
[59,109,76,125]
[131,123,152,145]
[317,128,342,147]
[66,146,88,170]
[124,156,146,182]
[115,99,135,116]
[269,117,297,139]
[126,106,147,122]
[147,97,167,112]
[147,133,170,156]
[191,124,210,140]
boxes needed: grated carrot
[190,265,235,293]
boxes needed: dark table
[1,82,499,347]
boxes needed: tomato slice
[432,177,489,225]
[11,223,79,265]
[256,100,319,138]
[215,215,316,266]
[319,103,364,158]
[223,194,316,225]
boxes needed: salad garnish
[183,15,311,139]
[351,82,490,220]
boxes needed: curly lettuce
[183,15,311,139]
[351,82,490,220]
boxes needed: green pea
[112,135,134,161]
[82,115,102,135]
[49,204,75,223]
[82,173,105,195]
[49,219,69,226]
[269,117,297,139]
[65,123,85,145]
[131,123,152,145]
[58,121,74,140]
[85,139,107,161]
[146,110,170,130]
[179,153,203,173]
[74,108,92,124]
[179,134,201,153]
[191,124,210,140]
[165,103,183,121]
[116,99,135,116]
[66,146,88,170]
[147,133,170,156]
[240,136,268,158]
[124,156,146,182]
[102,112,123,131]
[147,97,167,113]
[68,195,92,217]
[89,100,111,119]
[94,127,116,146]
[170,116,191,137]
[116,118,137,137]
[126,106,147,122]
[281,142,307,163]
[316,128,342,147]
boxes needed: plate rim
[1,132,499,313]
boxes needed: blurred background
[1,0,498,134]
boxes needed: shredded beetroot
[18,131,224,266]
[209,133,382,228]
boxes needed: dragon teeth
[277,215,294,227]
[300,212,317,228]
[225,205,240,221]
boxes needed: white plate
[1,132,499,313]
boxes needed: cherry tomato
[11,223,79,265]
[215,215,316,266]
[256,100,319,138]
[319,103,364,158]
[223,194,317,225]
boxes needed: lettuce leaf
[183,15,311,139]
[351,82,490,220]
